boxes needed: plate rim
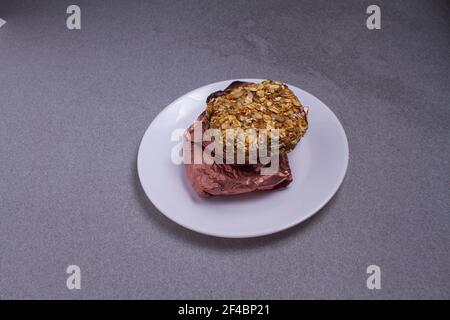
[137,78,349,238]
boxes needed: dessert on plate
[184,80,308,198]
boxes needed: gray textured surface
[0,0,449,299]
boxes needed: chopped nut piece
[256,90,265,97]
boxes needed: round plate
[137,79,349,238]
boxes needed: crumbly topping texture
[205,80,308,153]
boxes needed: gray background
[0,0,449,299]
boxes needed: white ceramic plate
[137,79,349,238]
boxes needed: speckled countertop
[0,0,448,299]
